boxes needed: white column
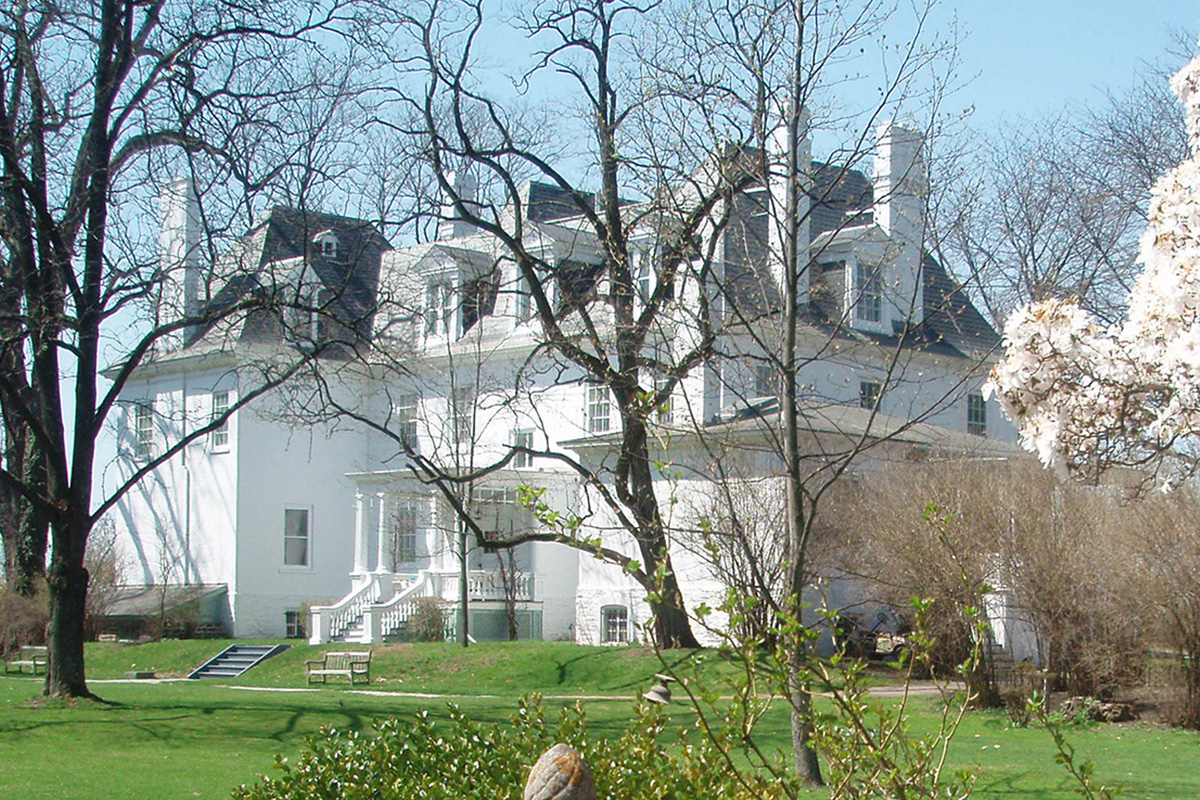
[352,493,366,573]
[375,492,388,572]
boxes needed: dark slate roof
[188,208,391,351]
[808,161,873,237]
[525,182,595,222]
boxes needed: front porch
[308,470,576,644]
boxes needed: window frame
[396,393,420,451]
[587,383,611,434]
[283,508,312,568]
[285,610,306,639]
[133,401,154,459]
[512,429,534,468]
[854,260,884,325]
[967,392,987,437]
[859,380,882,410]
[601,605,630,644]
[210,390,231,451]
[390,503,420,568]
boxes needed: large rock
[524,743,596,800]
[1059,696,1138,723]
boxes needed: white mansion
[113,123,1019,645]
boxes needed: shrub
[406,596,448,642]
[233,696,792,800]
[0,583,47,654]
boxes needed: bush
[233,696,792,800]
[0,583,47,655]
[406,596,448,642]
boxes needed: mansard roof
[186,207,391,352]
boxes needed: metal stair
[188,643,289,680]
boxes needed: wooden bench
[4,646,48,675]
[305,651,371,685]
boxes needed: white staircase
[310,572,434,644]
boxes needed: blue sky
[949,1,1196,126]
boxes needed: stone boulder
[524,743,596,800]
[1059,696,1138,723]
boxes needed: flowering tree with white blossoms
[988,53,1200,486]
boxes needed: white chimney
[767,110,812,305]
[159,178,201,349]
[873,121,926,324]
[438,171,480,240]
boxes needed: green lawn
[1,641,1198,799]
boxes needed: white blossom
[988,55,1200,484]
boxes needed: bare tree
[0,0,398,698]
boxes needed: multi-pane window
[283,508,310,566]
[425,281,453,337]
[211,391,230,450]
[601,605,629,643]
[512,430,534,468]
[753,363,774,398]
[967,393,987,437]
[285,610,306,639]
[859,380,881,410]
[453,386,474,443]
[461,270,498,334]
[397,393,420,450]
[391,503,419,567]
[133,401,154,458]
[654,377,673,424]
[587,383,611,433]
[854,261,883,324]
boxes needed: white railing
[369,571,436,641]
[434,570,537,602]
[308,577,378,645]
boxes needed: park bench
[4,646,48,675]
[305,650,371,685]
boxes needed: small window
[285,610,306,639]
[461,270,498,335]
[396,393,420,450]
[556,260,603,312]
[968,393,987,437]
[211,391,231,450]
[390,503,419,568]
[284,508,310,567]
[654,377,673,424]
[601,605,629,643]
[133,401,154,458]
[453,386,474,443]
[512,430,534,468]
[854,261,883,324]
[753,363,774,398]
[859,380,881,410]
[587,383,611,434]
[313,230,339,258]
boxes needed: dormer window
[853,261,883,324]
[313,230,339,258]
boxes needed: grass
[2,640,1198,799]
[81,638,743,694]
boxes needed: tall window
[391,503,419,567]
[397,393,420,450]
[654,376,673,424]
[602,605,629,643]
[859,380,881,410]
[211,391,230,450]
[512,430,534,468]
[854,261,883,324]
[283,509,310,566]
[514,271,533,322]
[587,383,611,433]
[133,401,154,458]
[453,386,474,443]
[967,393,987,437]
[425,281,453,337]
[753,363,774,398]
